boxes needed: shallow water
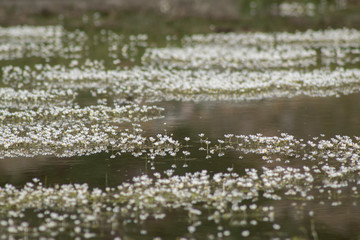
[1,93,360,189]
[1,22,360,239]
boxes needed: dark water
[1,9,360,238]
[1,94,360,239]
[1,93,359,188]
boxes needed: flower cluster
[1,25,360,239]
[0,171,276,239]
[0,104,181,158]
[3,64,360,104]
[0,88,76,110]
[142,28,360,71]
[182,28,360,47]
[278,2,316,17]
[1,130,360,240]
[200,133,360,196]
[0,25,87,60]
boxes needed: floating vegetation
[0,104,180,158]
[105,31,149,60]
[0,173,274,239]
[0,25,63,39]
[278,2,316,17]
[0,88,76,110]
[182,28,360,47]
[246,0,349,18]
[143,44,360,70]
[0,132,360,239]
[3,64,360,103]
[143,45,318,70]
[140,28,360,101]
[113,67,360,101]
[201,132,360,172]
[2,28,360,105]
[1,23,360,239]
[276,0,349,17]
[2,61,111,90]
[143,28,360,70]
[0,25,87,60]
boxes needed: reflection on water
[1,22,360,239]
[272,199,360,240]
[1,93,359,188]
[154,93,360,139]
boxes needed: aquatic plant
[0,104,181,158]
[182,28,360,47]
[0,25,87,60]
[1,25,360,239]
[0,88,76,110]
[144,28,360,71]
[143,45,318,70]
[143,44,360,70]
[0,133,359,238]
[278,2,316,17]
[3,63,360,104]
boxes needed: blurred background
[1,0,360,32]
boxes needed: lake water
[2,94,360,187]
[1,14,360,239]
